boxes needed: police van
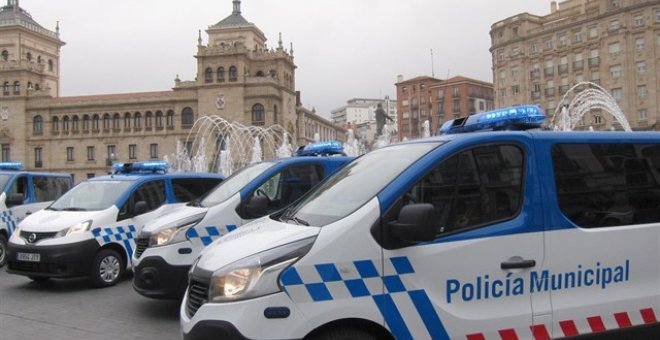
[6,161,223,287]
[181,106,660,339]
[132,142,352,299]
[0,162,72,267]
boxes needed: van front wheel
[308,327,378,340]
[0,234,7,267]
[90,249,124,288]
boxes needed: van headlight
[56,220,93,237]
[148,213,206,247]
[208,236,315,302]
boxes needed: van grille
[20,231,58,244]
[185,277,209,318]
[134,238,149,258]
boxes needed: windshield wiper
[46,207,59,211]
[188,199,202,207]
[61,207,87,211]
[280,215,310,226]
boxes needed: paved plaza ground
[0,270,181,340]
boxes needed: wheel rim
[99,255,121,283]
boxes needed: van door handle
[25,211,32,215]
[501,259,536,270]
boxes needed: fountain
[548,81,632,131]
[374,123,393,149]
[169,116,296,176]
[422,120,431,138]
[343,129,361,157]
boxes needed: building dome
[0,0,45,29]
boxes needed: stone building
[0,0,342,182]
[490,0,660,130]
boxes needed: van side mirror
[388,203,436,243]
[242,195,269,219]
[6,193,25,207]
[133,201,148,216]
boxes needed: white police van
[6,161,223,287]
[0,162,72,267]
[132,142,352,299]
[181,106,660,339]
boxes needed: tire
[0,234,7,267]
[90,249,125,288]
[308,327,378,340]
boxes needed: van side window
[7,175,28,204]
[119,180,166,220]
[32,176,70,202]
[172,178,223,202]
[401,145,523,236]
[552,144,660,228]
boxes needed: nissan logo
[28,233,37,243]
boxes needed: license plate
[17,252,40,262]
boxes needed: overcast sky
[23,0,550,118]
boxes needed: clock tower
[0,0,64,162]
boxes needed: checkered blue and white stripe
[1,209,17,235]
[280,256,450,340]
[186,225,238,246]
[92,225,137,257]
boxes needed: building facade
[0,0,342,182]
[490,0,660,130]
[330,97,396,143]
[395,75,494,140]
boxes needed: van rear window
[552,143,660,228]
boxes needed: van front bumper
[6,239,99,278]
[133,255,190,299]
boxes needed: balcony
[545,88,556,97]
[573,60,584,72]
[588,57,600,68]
[544,67,554,78]
[558,64,569,75]
[530,69,540,79]
[559,85,569,95]
[106,158,113,166]
[531,91,541,99]
[34,161,42,168]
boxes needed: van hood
[140,204,208,234]
[19,208,101,232]
[195,216,319,272]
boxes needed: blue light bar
[296,141,345,156]
[0,162,24,171]
[439,105,546,135]
[112,161,169,174]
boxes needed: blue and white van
[0,162,72,267]
[181,106,660,339]
[6,162,223,287]
[132,142,352,299]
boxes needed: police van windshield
[282,142,439,226]
[0,174,11,192]
[200,162,275,208]
[49,180,133,211]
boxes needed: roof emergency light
[112,161,169,174]
[296,141,346,157]
[0,162,24,171]
[439,105,546,135]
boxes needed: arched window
[205,67,213,83]
[217,67,225,82]
[181,107,194,126]
[256,71,265,77]
[166,110,174,127]
[103,113,111,130]
[273,105,278,124]
[134,112,142,129]
[13,81,20,95]
[113,113,120,130]
[34,83,40,91]
[83,115,90,131]
[251,103,265,126]
[33,115,43,134]
[92,114,100,131]
[27,82,32,89]
[52,116,59,132]
[62,116,70,132]
[145,111,153,128]
[229,66,237,82]
[26,52,31,61]
[2,82,9,95]
[37,55,41,64]
[48,59,53,71]
[1,50,8,61]
[269,69,277,78]
[155,111,163,128]
[124,112,131,130]
[72,115,79,132]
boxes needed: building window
[129,144,137,159]
[452,99,460,112]
[107,145,116,165]
[634,14,645,27]
[92,114,100,131]
[66,147,74,161]
[588,26,598,39]
[636,61,646,75]
[87,173,95,179]
[638,109,648,121]
[182,107,194,126]
[1,50,7,61]
[150,144,158,159]
[656,9,660,22]
[48,59,53,71]
[610,65,621,79]
[544,39,553,50]
[217,67,225,82]
[499,70,506,81]
[51,116,59,132]
[72,115,79,132]
[251,103,265,126]
[558,33,567,46]
[610,0,620,8]
[26,52,31,61]
[611,88,622,101]
[205,67,213,83]
[637,85,647,98]
[593,115,603,125]
[166,110,174,127]
[103,113,110,130]
[635,37,645,51]
[134,112,142,129]
[530,42,538,53]
[1,144,10,162]
[87,146,95,161]
[156,111,163,128]
[83,115,90,131]
[229,66,238,82]
[124,112,131,129]
[33,115,43,134]
[13,81,20,95]
[609,20,620,31]
[533,83,541,93]
[512,85,520,96]
[145,111,153,128]
[34,147,42,168]
[3,82,9,95]
[608,42,620,54]
[113,113,120,130]
[62,116,70,133]
[573,31,582,43]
